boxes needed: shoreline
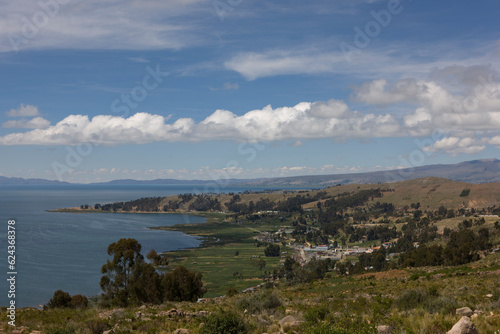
[46,207,217,218]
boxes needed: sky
[1,0,500,183]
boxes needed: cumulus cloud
[3,65,500,156]
[423,136,487,155]
[0,101,401,145]
[6,104,40,117]
[2,117,50,129]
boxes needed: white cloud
[224,42,500,81]
[423,136,487,155]
[2,117,50,129]
[42,162,403,183]
[6,104,40,117]
[224,50,346,81]
[3,65,500,157]
[489,136,500,147]
[0,0,206,52]
[0,101,401,145]
[352,79,422,105]
[290,140,304,147]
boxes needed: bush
[200,310,247,334]
[304,305,329,323]
[235,291,282,313]
[264,244,280,257]
[87,319,109,334]
[70,294,88,308]
[305,319,375,334]
[395,289,428,310]
[47,290,72,308]
[44,326,76,334]
[226,287,239,297]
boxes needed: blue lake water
[0,184,272,307]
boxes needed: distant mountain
[91,178,260,186]
[1,159,499,187]
[0,176,70,186]
[239,159,500,188]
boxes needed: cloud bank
[0,100,400,145]
[3,66,500,156]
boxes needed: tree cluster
[46,290,88,309]
[100,238,205,307]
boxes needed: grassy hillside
[4,253,500,333]
[53,177,500,214]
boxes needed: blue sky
[1,0,500,183]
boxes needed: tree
[47,290,72,308]
[100,238,204,306]
[162,266,205,302]
[147,249,168,267]
[100,238,144,306]
[257,259,266,271]
[264,244,280,257]
[70,294,88,308]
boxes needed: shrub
[235,291,282,313]
[70,294,88,308]
[200,310,247,334]
[305,319,375,334]
[86,319,109,334]
[264,244,280,257]
[44,326,76,334]
[47,290,72,308]
[226,287,239,297]
[395,289,428,310]
[304,305,329,323]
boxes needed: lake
[0,184,271,307]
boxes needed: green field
[155,216,289,297]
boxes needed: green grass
[3,252,500,333]
[165,241,285,297]
[157,217,288,297]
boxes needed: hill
[0,176,70,186]
[56,177,500,213]
[2,158,500,186]
[240,158,500,187]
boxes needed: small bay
[0,184,266,307]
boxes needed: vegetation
[28,177,500,332]
[100,238,205,307]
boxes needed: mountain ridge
[1,158,499,186]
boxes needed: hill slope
[240,159,500,187]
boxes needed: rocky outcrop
[377,325,393,334]
[278,315,300,329]
[447,316,478,334]
[456,307,474,317]
[173,329,191,334]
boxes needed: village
[254,228,409,266]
